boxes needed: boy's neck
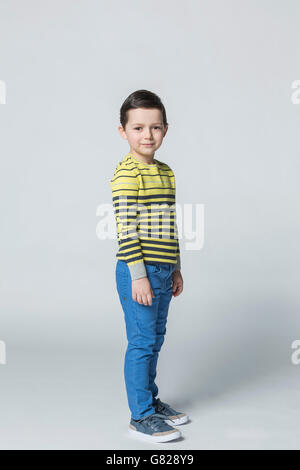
[129,149,155,165]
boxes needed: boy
[110,89,188,443]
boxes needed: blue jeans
[115,260,175,420]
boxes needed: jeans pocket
[145,263,161,275]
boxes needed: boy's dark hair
[120,89,168,129]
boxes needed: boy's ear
[118,125,127,140]
[163,124,168,137]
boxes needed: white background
[0,0,300,449]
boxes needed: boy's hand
[132,277,155,306]
[172,270,183,297]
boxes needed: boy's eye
[134,126,161,130]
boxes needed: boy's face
[118,107,168,158]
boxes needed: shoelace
[138,412,176,428]
[155,399,178,416]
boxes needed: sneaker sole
[165,415,189,426]
[128,426,181,443]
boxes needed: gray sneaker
[154,398,189,425]
[129,412,181,443]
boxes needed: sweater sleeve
[110,164,147,280]
[173,217,181,271]
[171,166,181,272]
[174,243,181,271]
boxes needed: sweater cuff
[173,255,181,271]
[128,261,147,280]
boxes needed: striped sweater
[110,152,181,280]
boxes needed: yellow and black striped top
[110,152,181,280]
